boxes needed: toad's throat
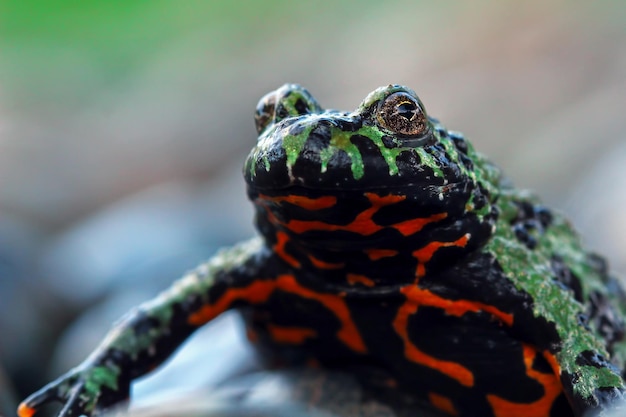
[258,191,450,239]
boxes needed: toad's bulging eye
[377,92,429,138]
[254,85,322,135]
[255,91,278,135]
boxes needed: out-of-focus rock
[0,212,50,391]
[122,369,444,417]
[0,361,18,417]
[41,163,253,304]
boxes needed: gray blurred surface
[123,368,444,417]
[0,362,19,417]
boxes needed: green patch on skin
[281,123,411,181]
[106,324,163,362]
[84,366,121,394]
[321,128,365,178]
[282,125,314,169]
[457,138,503,220]
[487,187,625,399]
[321,125,402,179]
[277,90,312,120]
[415,147,444,179]
[183,237,264,300]
[465,190,493,219]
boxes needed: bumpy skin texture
[19,85,626,417]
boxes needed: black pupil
[396,101,417,120]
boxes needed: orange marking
[364,249,399,261]
[285,204,384,235]
[392,284,514,387]
[393,294,475,387]
[308,254,345,270]
[274,231,301,268]
[412,234,470,277]
[283,193,404,235]
[17,403,36,417]
[347,273,375,287]
[188,275,366,353]
[267,324,317,344]
[428,392,459,416]
[400,285,514,326]
[392,212,448,236]
[188,279,277,325]
[487,344,563,417]
[259,194,337,210]
[276,275,367,353]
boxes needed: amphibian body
[20,84,626,417]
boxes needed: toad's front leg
[18,238,271,417]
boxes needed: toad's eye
[377,92,430,138]
[254,91,278,135]
[254,85,322,135]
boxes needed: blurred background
[1,0,625,415]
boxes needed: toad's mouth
[248,179,468,193]
[244,151,467,193]
[249,181,473,211]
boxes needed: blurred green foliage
[0,1,276,104]
[0,0,391,107]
